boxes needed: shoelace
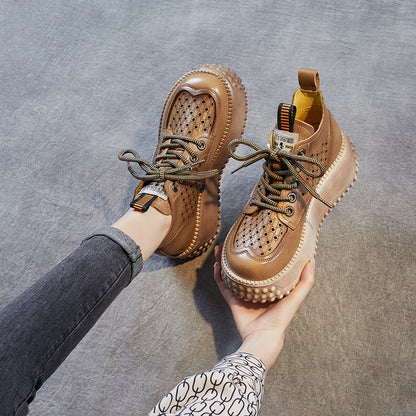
[118,135,218,183]
[228,138,332,215]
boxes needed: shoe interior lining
[293,89,323,131]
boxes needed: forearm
[237,330,284,373]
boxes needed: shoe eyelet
[288,192,297,203]
[298,149,306,156]
[190,154,198,162]
[197,141,206,151]
[172,183,178,192]
[285,206,295,217]
[291,179,300,188]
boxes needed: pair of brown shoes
[119,65,358,303]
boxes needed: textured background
[0,0,415,415]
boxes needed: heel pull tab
[298,68,320,91]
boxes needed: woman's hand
[214,244,315,372]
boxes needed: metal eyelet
[298,149,306,156]
[285,206,295,217]
[197,141,206,150]
[172,183,178,192]
[288,192,297,203]
[190,154,198,162]
[291,179,300,188]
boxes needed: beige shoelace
[228,138,332,215]
[119,135,218,183]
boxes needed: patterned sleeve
[148,352,266,416]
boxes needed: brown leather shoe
[119,64,247,259]
[221,69,358,302]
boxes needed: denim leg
[0,227,142,416]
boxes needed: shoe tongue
[270,103,300,153]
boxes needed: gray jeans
[0,227,143,416]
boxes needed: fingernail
[310,258,316,272]
[214,245,219,256]
[214,262,218,269]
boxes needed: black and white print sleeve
[149,352,266,416]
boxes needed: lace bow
[228,138,332,214]
[119,135,218,182]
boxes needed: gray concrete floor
[0,1,414,415]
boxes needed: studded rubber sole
[221,132,359,302]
